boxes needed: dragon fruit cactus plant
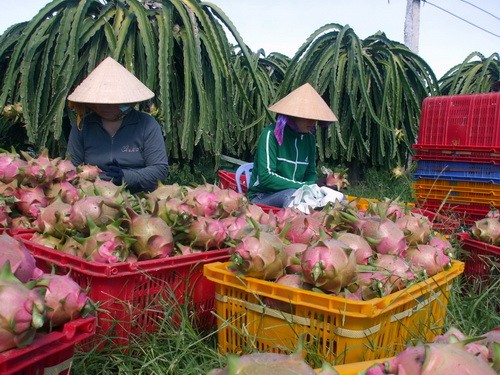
[0,262,46,352]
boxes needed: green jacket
[248,124,318,199]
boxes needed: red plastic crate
[417,199,491,226]
[217,170,281,213]
[16,234,230,346]
[0,317,96,375]
[416,93,500,152]
[457,232,499,281]
[411,208,461,236]
[412,148,500,165]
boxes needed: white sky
[1,0,499,78]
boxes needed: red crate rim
[17,233,231,277]
[0,316,96,363]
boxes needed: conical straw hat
[268,83,337,122]
[67,57,154,104]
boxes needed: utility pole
[404,0,421,53]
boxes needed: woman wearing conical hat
[66,57,168,194]
[247,83,339,208]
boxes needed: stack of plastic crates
[412,92,500,226]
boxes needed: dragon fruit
[184,185,221,217]
[156,197,193,230]
[301,238,356,293]
[395,213,432,245]
[213,188,249,217]
[341,210,408,256]
[223,215,254,242]
[284,242,308,274]
[346,271,395,300]
[207,337,338,375]
[53,159,77,182]
[281,214,322,244]
[486,208,499,218]
[20,149,60,185]
[68,196,122,233]
[368,341,497,375]
[44,181,80,205]
[334,232,375,265]
[0,152,27,184]
[36,197,73,236]
[14,185,50,218]
[34,273,91,327]
[0,262,45,352]
[0,234,43,282]
[371,254,417,292]
[471,217,500,245]
[186,216,228,250]
[228,230,287,280]
[76,164,101,181]
[367,198,408,221]
[76,220,132,263]
[125,207,174,260]
[404,244,451,276]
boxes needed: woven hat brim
[67,57,154,104]
[268,83,337,122]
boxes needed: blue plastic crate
[414,160,500,184]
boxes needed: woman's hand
[106,165,124,185]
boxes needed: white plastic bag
[288,184,344,214]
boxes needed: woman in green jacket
[247,83,337,208]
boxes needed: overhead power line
[424,0,500,38]
[457,0,500,21]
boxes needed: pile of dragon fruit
[361,326,499,374]
[0,233,92,353]
[0,149,251,262]
[226,199,456,302]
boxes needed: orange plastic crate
[0,317,96,375]
[17,234,230,347]
[413,182,500,206]
[203,261,464,365]
[328,357,393,374]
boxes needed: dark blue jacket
[67,109,168,193]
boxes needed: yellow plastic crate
[327,357,393,374]
[345,195,415,211]
[203,261,464,365]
